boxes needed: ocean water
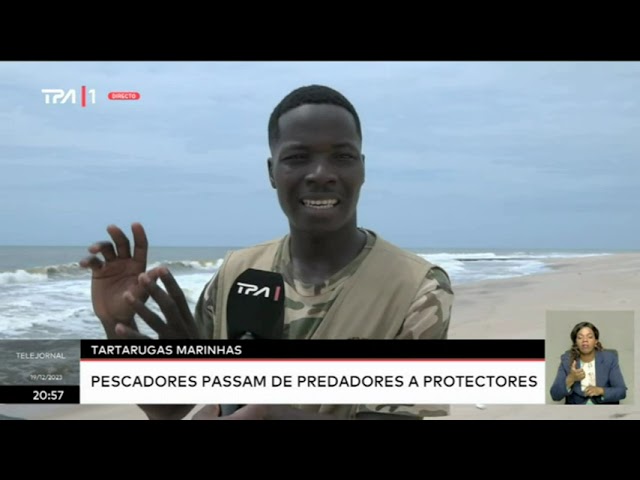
[0,245,609,340]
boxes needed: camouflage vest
[211,232,435,418]
[213,232,434,341]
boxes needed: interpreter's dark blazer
[550,350,627,404]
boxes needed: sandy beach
[2,253,639,420]
[444,252,640,420]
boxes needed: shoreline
[2,253,639,420]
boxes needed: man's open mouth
[301,199,339,209]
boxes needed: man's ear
[267,157,276,188]
[361,153,366,184]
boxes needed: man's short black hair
[268,84,362,148]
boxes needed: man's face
[576,327,597,355]
[268,104,365,234]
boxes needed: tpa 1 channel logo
[41,86,97,107]
[41,87,141,107]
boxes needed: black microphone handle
[219,331,255,416]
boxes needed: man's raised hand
[79,223,149,338]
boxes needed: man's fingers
[192,404,221,420]
[131,222,149,267]
[123,291,170,337]
[79,255,104,273]
[138,271,190,337]
[107,225,132,259]
[88,241,117,262]
[158,268,199,339]
[115,323,149,339]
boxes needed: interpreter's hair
[268,84,362,148]
[569,321,603,365]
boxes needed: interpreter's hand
[584,386,604,397]
[79,223,149,338]
[569,360,585,383]
[117,266,200,340]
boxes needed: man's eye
[283,154,306,161]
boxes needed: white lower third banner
[80,360,546,404]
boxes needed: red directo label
[108,91,141,100]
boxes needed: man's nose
[305,158,337,185]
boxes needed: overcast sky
[1,61,638,250]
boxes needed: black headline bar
[0,385,80,404]
[81,339,544,359]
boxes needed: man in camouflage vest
[81,84,454,420]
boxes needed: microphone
[219,268,285,416]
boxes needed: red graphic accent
[274,286,281,301]
[108,91,141,101]
[81,86,86,108]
